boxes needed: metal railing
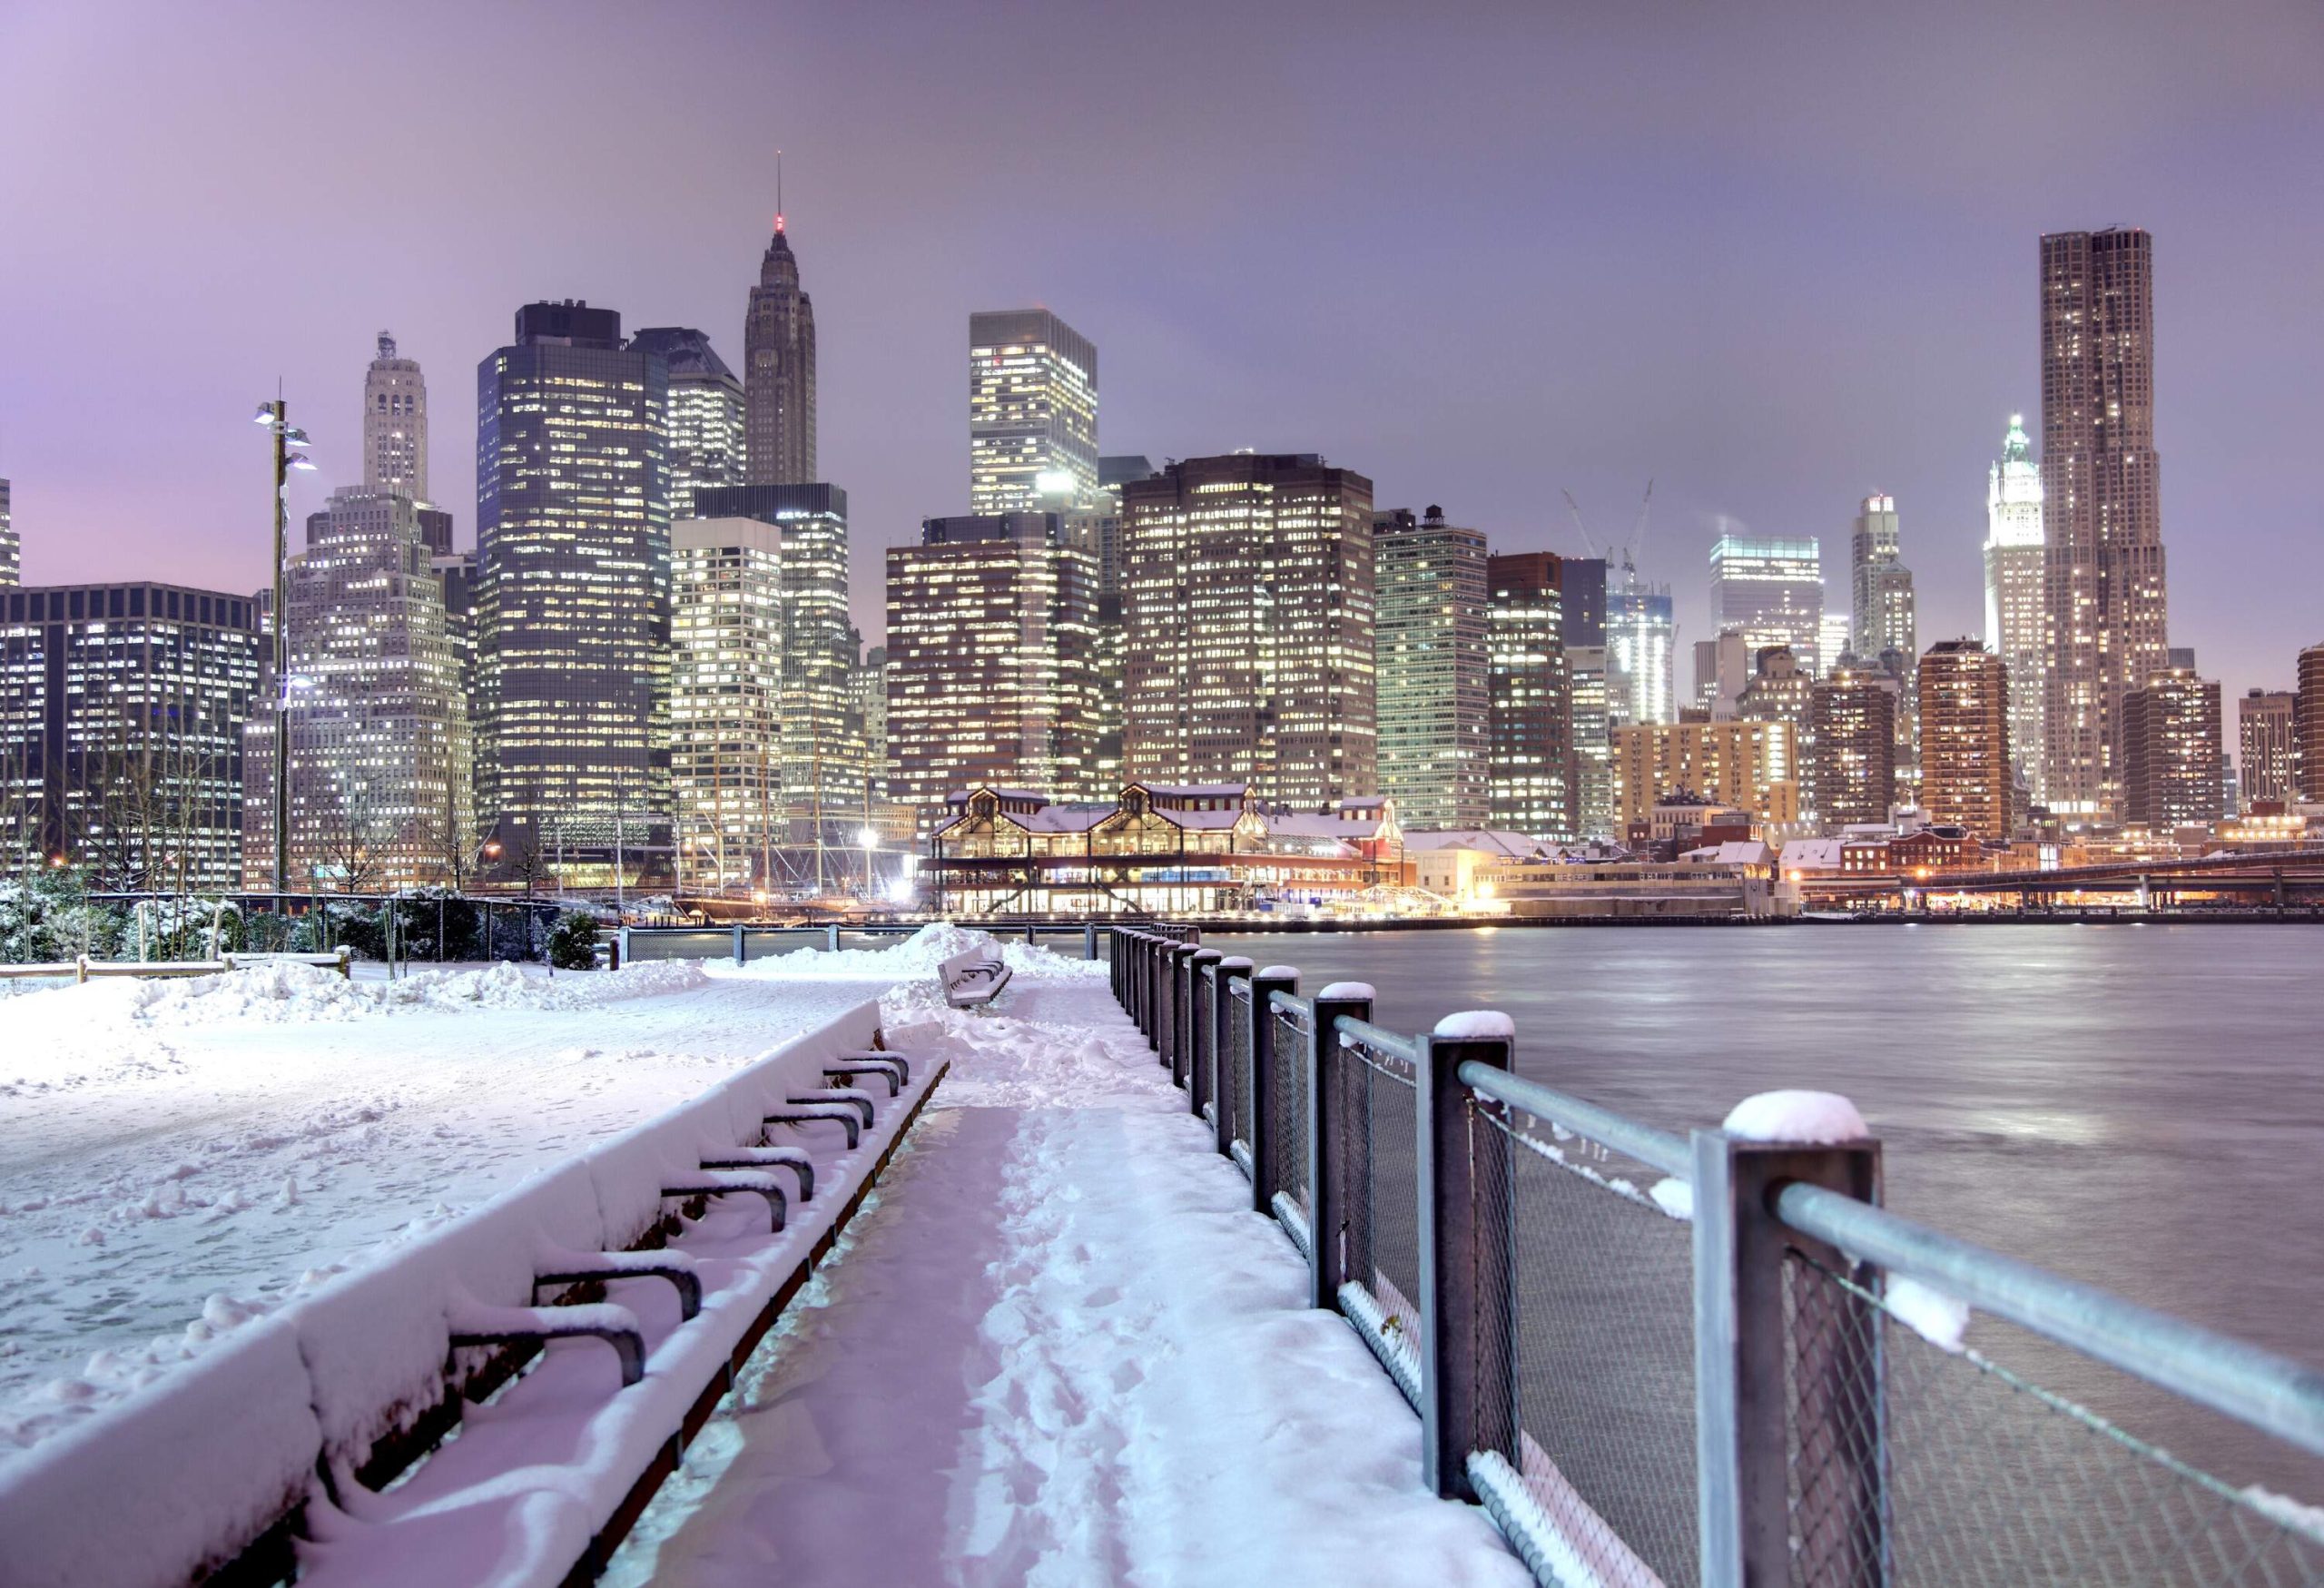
[1104,925,2324,1588]
[624,921,1108,966]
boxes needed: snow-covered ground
[0,946,931,1459]
[606,960,1528,1586]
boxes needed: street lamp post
[252,400,315,909]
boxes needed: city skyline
[2,3,2317,715]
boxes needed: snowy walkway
[606,965,1527,1586]
[0,955,905,1455]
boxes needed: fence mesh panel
[1227,981,1254,1159]
[1269,1001,1311,1215]
[1344,1040,1423,1398]
[1477,1103,1700,1588]
[1785,1256,2324,1588]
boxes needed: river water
[1201,922,2324,1507]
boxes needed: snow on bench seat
[940,945,1011,1009]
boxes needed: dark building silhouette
[744,216,816,486]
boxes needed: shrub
[546,910,600,971]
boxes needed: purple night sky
[2,1,2318,708]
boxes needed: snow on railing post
[1692,1093,1884,1588]
[1212,957,1252,1158]
[1307,982,1373,1314]
[1417,1012,1515,1499]
[1247,967,1298,1218]
[1187,950,1224,1118]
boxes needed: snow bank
[0,998,885,1588]
[1434,1011,1515,1041]
[3,958,713,1044]
[1720,1090,1868,1145]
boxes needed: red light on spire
[774,212,786,233]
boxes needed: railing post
[1417,1018,1514,1500]
[1307,981,1372,1314]
[732,922,745,967]
[1247,968,1296,1217]
[827,923,842,952]
[1693,1124,1883,1588]
[1187,949,1223,1115]
[1084,922,1098,961]
[1167,942,1199,1080]
[1145,936,1164,1050]
[1213,957,1251,1158]
[617,924,631,968]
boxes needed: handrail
[1456,1061,1691,1180]
[1776,1180,2324,1460]
[1268,989,1314,1021]
[1335,1017,1420,1067]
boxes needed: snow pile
[1883,1275,1971,1353]
[4,958,715,1039]
[1720,1090,1869,1145]
[1317,981,1377,1001]
[717,922,1103,984]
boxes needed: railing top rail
[1775,1179,2324,1460]
[1335,1017,1421,1067]
[1456,1060,1691,1180]
[1267,989,1314,1022]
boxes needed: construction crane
[1561,480,1654,569]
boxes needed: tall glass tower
[970,310,1098,513]
[475,301,670,874]
[634,328,744,518]
[1709,533,1824,676]
[1375,506,1490,830]
[2039,228,2168,820]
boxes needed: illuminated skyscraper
[1376,507,1490,830]
[476,301,671,876]
[1982,414,2045,795]
[633,328,744,518]
[362,333,428,500]
[1917,640,2010,841]
[1850,494,1915,665]
[2040,229,2169,820]
[2236,688,2296,810]
[1810,666,1897,827]
[1485,552,1573,840]
[1711,533,1825,676]
[1737,646,1812,784]
[2120,668,2220,829]
[693,483,862,851]
[1120,453,1375,805]
[744,213,816,486]
[247,488,472,890]
[970,310,1098,513]
[0,478,15,588]
[2,584,261,885]
[670,517,783,892]
[886,513,1102,833]
[2298,645,2324,804]
[1608,557,1676,727]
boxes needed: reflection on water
[1203,923,2324,1501]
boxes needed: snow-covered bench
[940,944,1012,1010]
[222,948,353,979]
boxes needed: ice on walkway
[0,950,920,1459]
[607,956,1528,1586]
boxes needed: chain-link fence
[1338,1027,1424,1405]
[1472,1100,1701,1587]
[1098,928,2324,1588]
[1785,1253,2324,1588]
[1267,991,1313,1249]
